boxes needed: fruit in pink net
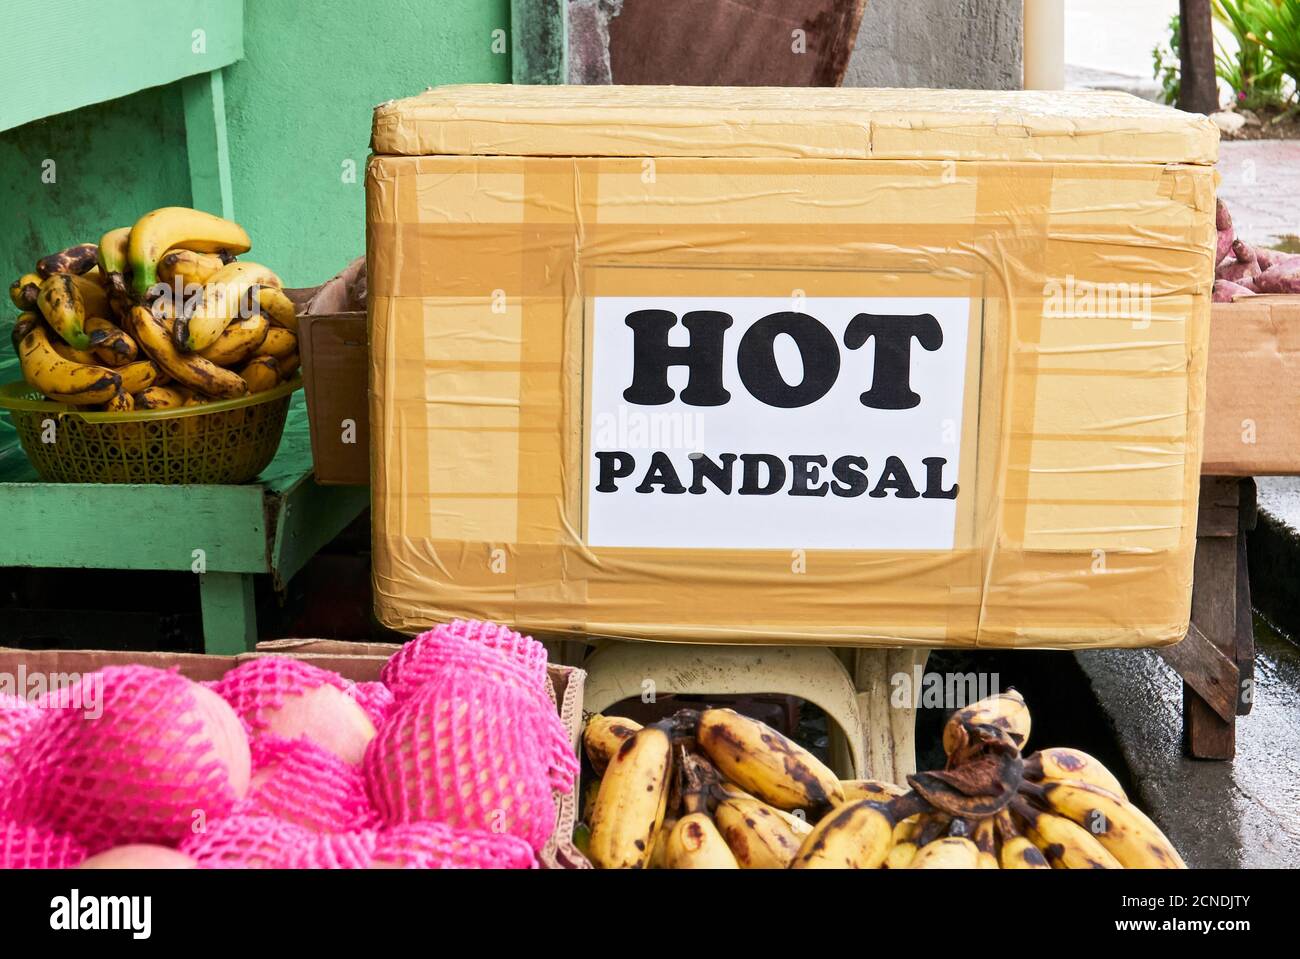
[190,683,251,798]
[12,666,251,851]
[262,684,376,766]
[79,844,198,869]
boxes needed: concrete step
[1075,619,1300,868]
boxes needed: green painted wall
[2,0,511,295]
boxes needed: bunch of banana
[577,689,1189,870]
[8,206,301,411]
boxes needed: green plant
[1152,13,1182,105]
[1245,0,1300,106]
[1214,0,1287,109]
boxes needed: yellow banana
[51,340,99,364]
[1024,748,1127,799]
[697,708,843,812]
[18,325,121,405]
[174,261,282,352]
[11,312,43,353]
[37,243,99,278]
[9,273,40,311]
[70,274,110,320]
[157,249,226,288]
[972,817,999,869]
[882,816,923,869]
[790,799,894,869]
[127,206,251,298]
[130,306,248,400]
[995,810,1049,869]
[583,715,643,776]
[840,779,907,803]
[116,360,160,395]
[86,316,138,367]
[97,227,131,275]
[258,287,298,332]
[1013,798,1122,869]
[1030,781,1185,869]
[714,796,802,869]
[239,355,280,393]
[255,325,297,361]
[715,781,813,837]
[36,274,91,350]
[910,837,981,869]
[134,385,187,410]
[649,817,676,869]
[101,389,134,412]
[943,689,1031,755]
[277,352,300,380]
[1000,835,1050,869]
[666,812,740,869]
[198,314,269,368]
[586,721,673,869]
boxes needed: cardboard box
[1203,296,1300,476]
[0,640,589,869]
[367,85,1219,649]
[300,312,370,485]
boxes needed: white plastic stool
[575,641,930,783]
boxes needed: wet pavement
[1216,141,1300,250]
[1077,617,1300,868]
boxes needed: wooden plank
[511,0,567,84]
[0,482,268,572]
[0,0,243,132]
[268,478,369,588]
[1158,621,1239,722]
[181,69,235,219]
[199,571,257,654]
[1197,476,1242,536]
[1183,488,1240,758]
[1235,480,1255,716]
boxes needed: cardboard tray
[0,639,590,869]
[299,312,370,486]
[1204,296,1300,476]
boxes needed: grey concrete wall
[845,0,1023,90]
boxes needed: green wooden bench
[0,348,367,654]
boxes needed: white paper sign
[586,296,972,550]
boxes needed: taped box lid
[371,84,1219,165]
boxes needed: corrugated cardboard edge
[0,642,590,870]
[1203,295,1300,476]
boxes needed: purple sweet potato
[1214,278,1256,302]
[1216,198,1235,263]
[1217,249,1261,284]
[1256,247,1300,272]
[1254,261,1300,294]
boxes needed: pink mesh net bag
[236,735,378,832]
[371,822,536,869]
[280,829,378,869]
[0,820,86,869]
[0,693,41,753]
[11,666,250,853]
[210,657,350,731]
[351,681,394,729]
[365,671,558,850]
[180,814,310,869]
[0,695,42,814]
[382,620,549,701]
[380,623,578,794]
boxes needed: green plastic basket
[0,376,301,484]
